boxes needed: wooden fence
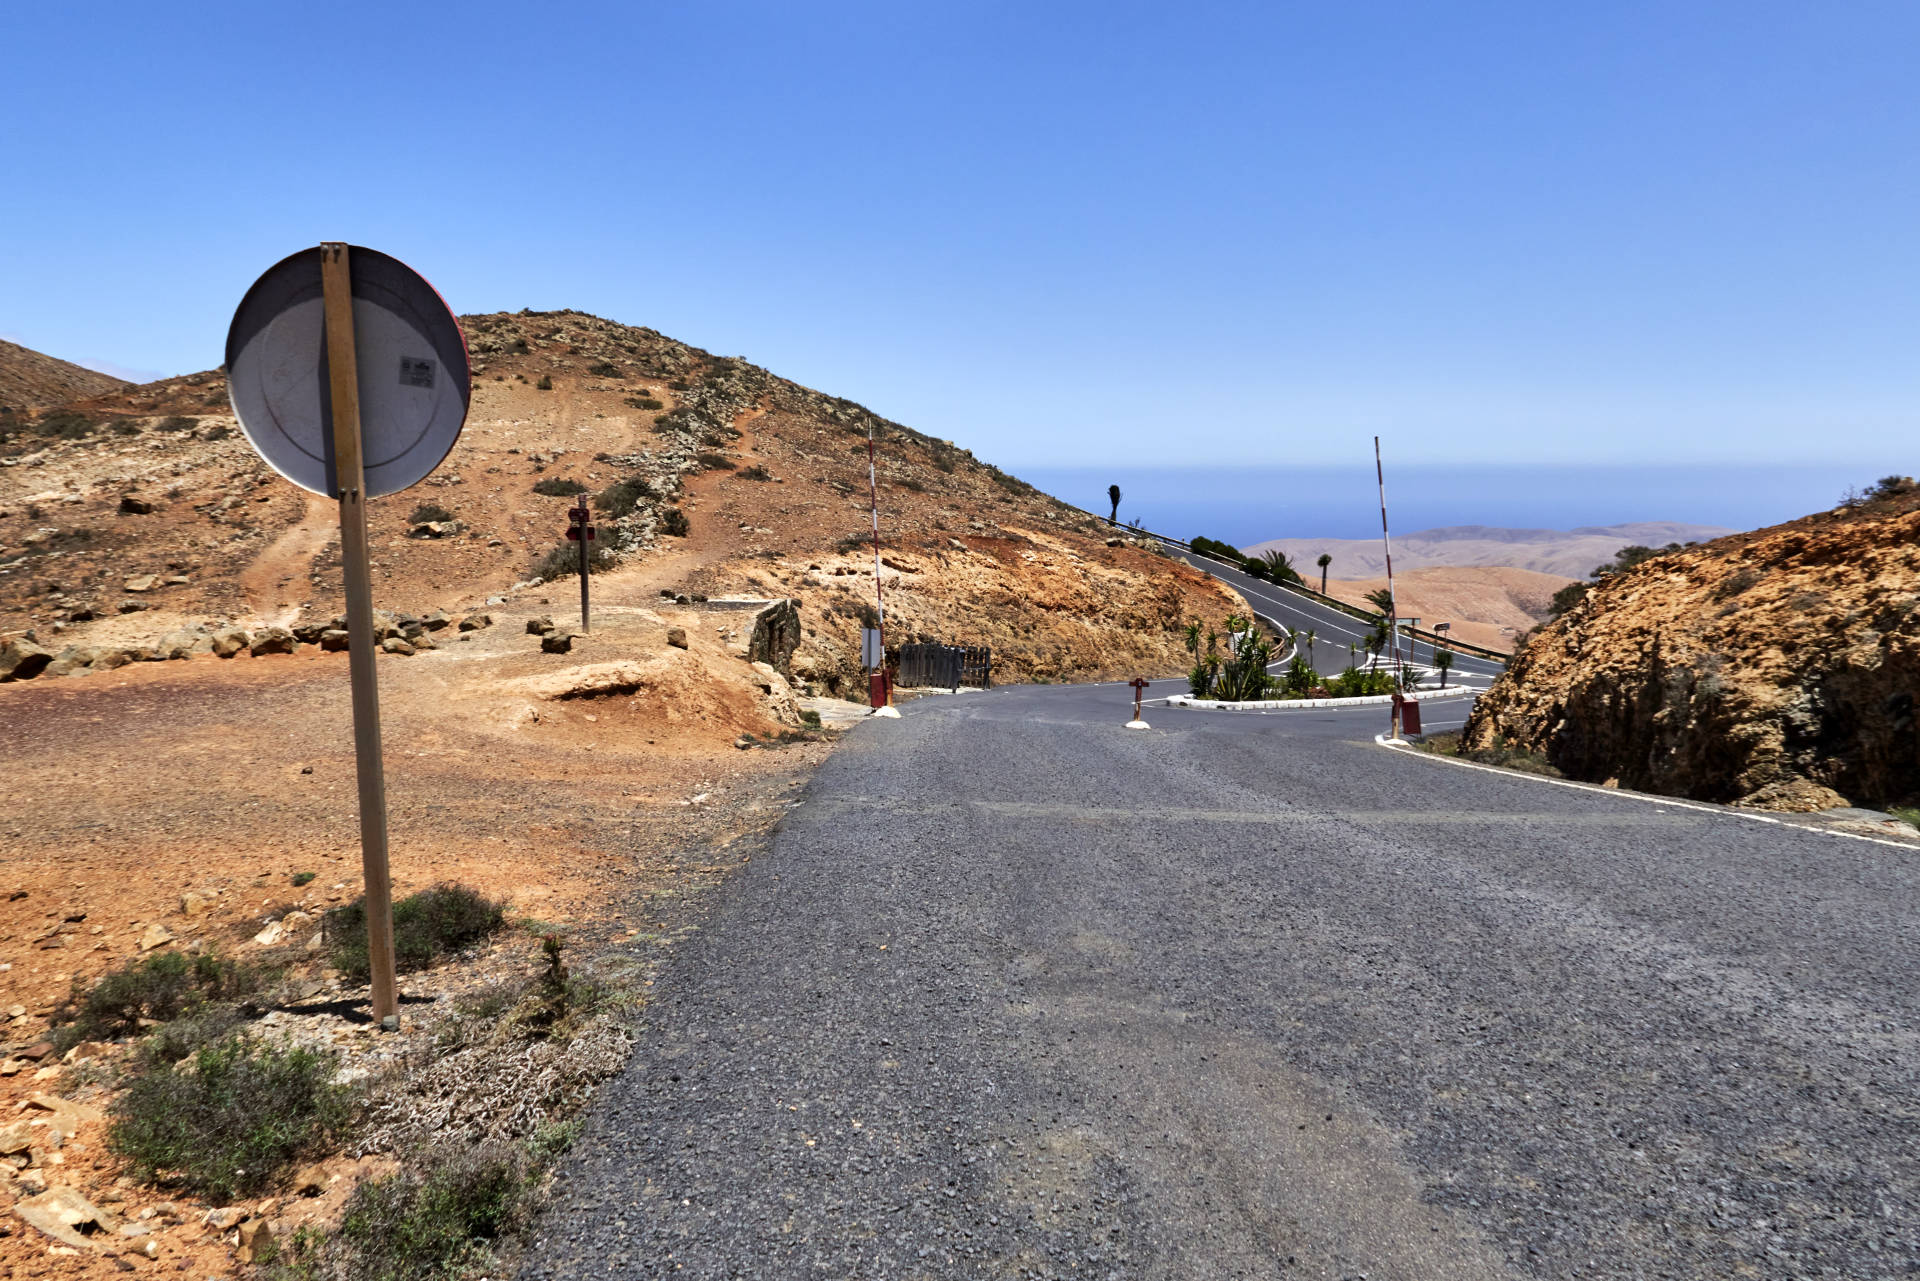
[897,643,992,690]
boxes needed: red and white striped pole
[866,419,894,711]
[1375,435,1404,733]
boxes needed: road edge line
[1372,734,1920,853]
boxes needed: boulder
[118,495,154,515]
[209,627,250,658]
[122,573,158,593]
[138,924,172,951]
[319,629,350,652]
[381,638,417,656]
[666,627,688,649]
[422,609,451,631]
[90,648,137,671]
[249,627,295,656]
[291,622,329,644]
[457,612,493,632]
[0,639,52,682]
[540,629,575,654]
[43,646,95,678]
[154,628,204,660]
[527,616,555,635]
[117,598,149,613]
[181,890,214,916]
[14,1186,117,1252]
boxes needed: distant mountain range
[1246,522,1737,581]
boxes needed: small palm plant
[1317,553,1332,592]
[1303,628,1317,670]
[1107,483,1122,524]
[1259,549,1299,584]
[1365,587,1394,617]
[1432,647,1455,688]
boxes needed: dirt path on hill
[238,490,336,624]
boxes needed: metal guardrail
[1050,505,1510,666]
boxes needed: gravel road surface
[523,680,1917,1279]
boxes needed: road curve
[523,681,1917,1280]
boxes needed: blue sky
[3,1,1916,469]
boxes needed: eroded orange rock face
[1464,495,1920,811]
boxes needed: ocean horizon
[1015,462,1885,548]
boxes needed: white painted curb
[1124,719,1151,730]
[869,706,901,719]
[1372,734,1920,853]
[1166,686,1475,712]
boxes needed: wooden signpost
[566,504,594,631]
[226,243,471,1028]
[1126,677,1151,730]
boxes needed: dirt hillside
[1319,565,1571,654]
[1462,485,1920,811]
[0,309,1238,692]
[0,340,126,415]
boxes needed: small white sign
[861,627,883,670]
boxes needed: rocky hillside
[0,338,126,414]
[0,310,1236,692]
[1462,483,1920,811]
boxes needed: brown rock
[666,627,688,649]
[0,639,52,682]
[1464,496,1920,808]
[122,573,158,593]
[381,637,417,656]
[236,1218,274,1262]
[527,616,555,635]
[457,612,494,632]
[14,1185,117,1251]
[541,629,575,654]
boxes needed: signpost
[1126,677,1151,730]
[226,244,470,1028]
[565,505,594,631]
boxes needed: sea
[1015,462,1882,547]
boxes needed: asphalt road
[524,680,1917,1280]
[1169,547,1506,686]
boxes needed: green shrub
[332,1143,533,1281]
[292,871,317,887]
[110,418,142,436]
[139,1002,249,1067]
[594,475,655,517]
[408,502,455,524]
[530,542,617,581]
[1190,535,1244,562]
[695,452,736,470]
[157,416,198,432]
[52,950,268,1050]
[202,423,232,441]
[34,410,96,439]
[531,477,586,497]
[535,375,553,391]
[108,1035,349,1202]
[737,465,771,481]
[625,396,664,411]
[1325,666,1398,697]
[659,507,689,537]
[324,883,505,983]
[587,362,620,378]
[894,477,924,492]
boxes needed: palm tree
[1317,553,1332,593]
[1304,628,1317,670]
[1433,647,1456,688]
[1258,549,1298,584]
[1364,587,1394,617]
[1107,484,1121,525]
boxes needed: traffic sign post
[1126,677,1151,730]
[226,243,470,1029]
[566,505,594,631]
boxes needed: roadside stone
[0,639,52,682]
[667,627,688,649]
[122,574,158,593]
[527,616,555,635]
[202,1206,246,1231]
[381,638,416,656]
[43,646,94,677]
[236,1218,273,1263]
[422,609,451,631]
[0,1120,33,1155]
[118,495,153,515]
[90,648,137,671]
[209,627,250,658]
[14,1186,116,1251]
[541,629,575,654]
[408,520,462,539]
[116,598,148,613]
[457,612,494,632]
[291,622,329,644]
[319,629,350,652]
[249,626,295,656]
[137,924,172,951]
[154,628,204,660]
[180,890,213,916]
